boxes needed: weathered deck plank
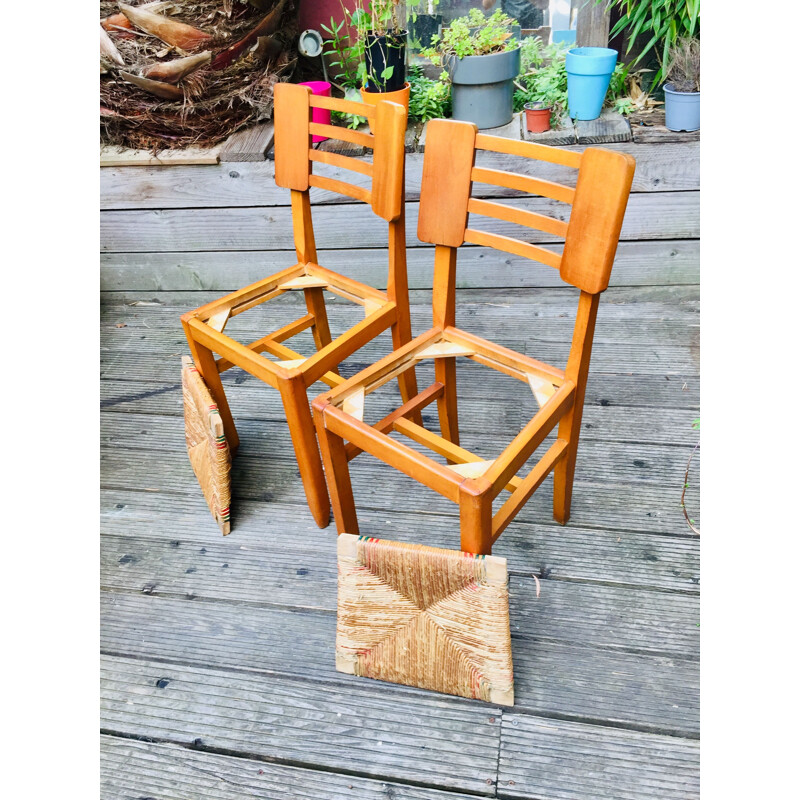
[100,655,502,794]
[100,526,699,657]
[100,735,483,800]
[101,489,699,592]
[99,382,698,446]
[100,192,700,253]
[100,444,699,538]
[497,715,699,799]
[100,593,699,736]
[101,238,699,292]
[100,142,700,211]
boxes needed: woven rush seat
[336,533,514,705]
[181,356,232,534]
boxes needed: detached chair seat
[181,84,419,529]
[313,120,635,554]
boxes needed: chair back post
[274,83,317,264]
[417,119,478,329]
[372,100,410,325]
[559,146,634,385]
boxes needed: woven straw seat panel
[181,356,232,535]
[336,534,514,705]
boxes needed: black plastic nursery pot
[365,31,407,93]
[446,47,521,130]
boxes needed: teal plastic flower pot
[566,47,617,120]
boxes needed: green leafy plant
[602,0,700,88]
[407,65,451,122]
[514,42,639,124]
[322,2,441,92]
[512,42,569,126]
[320,15,365,90]
[422,9,518,63]
[331,109,368,130]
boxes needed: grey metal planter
[446,47,521,129]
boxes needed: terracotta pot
[360,82,410,132]
[524,103,551,133]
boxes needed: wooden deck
[100,140,699,798]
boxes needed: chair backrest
[273,82,406,223]
[417,119,635,294]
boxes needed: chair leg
[313,404,360,535]
[184,330,240,454]
[434,357,459,458]
[459,483,493,555]
[279,376,331,528]
[391,321,423,425]
[552,390,588,526]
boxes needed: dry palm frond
[100,0,298,152]
[119,3,212,50]
[142,50,211,82]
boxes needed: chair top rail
[309,149,374,177]
[471,167,576,205]
[309,94,376,120]
[467,198,569,239]
[474,133,582,169]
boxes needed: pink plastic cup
[299,81,332,142]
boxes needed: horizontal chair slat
[468,198,569,238]
[309,94,375,119]
[471,166,576,205]
[464,228,562,269]
[308,174,371,204]
[475,134,582,168]
[309,122,373,149]
[309,149,373,177]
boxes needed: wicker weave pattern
[181,356,232,535]
[336,534,513,705]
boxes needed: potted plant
[602,0,700,90]
[662,36,699,132]
[323,2,440,121]
[513,39,569,133]
[423,9,521,130]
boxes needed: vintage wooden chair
[312,119,635,554]
[181,83,419,528]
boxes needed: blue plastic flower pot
[566,47,617,120]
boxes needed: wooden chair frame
[312,119,635,554]
[181,84,419,528]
